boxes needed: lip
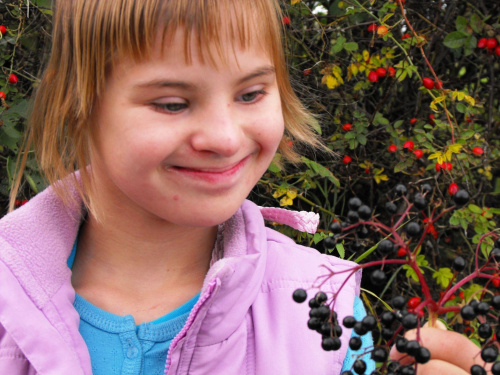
[165,155,251,185]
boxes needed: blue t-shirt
[69,240,374,374]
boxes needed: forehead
[108,0,282,71]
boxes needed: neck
[71,210,217,320]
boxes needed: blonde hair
[10,0,322,215]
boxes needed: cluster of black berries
[460,295,500,375]
[292,289,345,351]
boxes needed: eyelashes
[151,89,269,115]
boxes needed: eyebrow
[132,65,276,91]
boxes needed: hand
[389,321,493,374]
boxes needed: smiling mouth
[166,155,250,183]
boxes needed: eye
[152,101,188,114]
[237,89,267,103]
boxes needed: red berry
[342,123,352,131]
[0,91,5,99]
[422,77,434,90]
[435,162,443,172]
[472,147,484,156]
[401,33,411,40]
[493,278,500,288]
[343,155,352,165]
[377,25,388,37]
[408,297,421,309]
[410,118,418,125]
[0,25,6,35]
[486,38,498,50]
[403,140,414,151]
[397,248,406,257]
[435,80,443,89]
[303,68,312,76]
[21,200,28,206]
[448,182,459,195]
[495,46,500,57]
[459,291,465,299]
[287,140,293,148]
[14,200,22,207]
[368,71,379,82]
[477,38,487,49]
[413,149,423,159]
[282,16,290,25]
[428,114,435,120]
[8,74,18,84]
[364,168,370,174]
[445,162,453,171]
[388,144,397,153]
[388,67,396,77]
[396,0,406,4]
[367,24,377,33]
[376,67,387,77]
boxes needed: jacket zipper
[164,279,218,374]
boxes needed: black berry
[460,305,476,320]
[475,301,490,315]
[453,189,469,206]
[371,347,388,362]
[481,345,498,363]
[392,296,406,309]
[322,336,341,351]
[415,347,431,364]
[402,313,419,330]
[395,184,408,196]
[370,269,387,285]
[348,197,362,211]
[361,315,377,331]
[292,288,307,303]
[478,323,492,339]
[421,183,432,194]
[406,222,421,238]
[349,336,362,350]
[491,362,500,375]
[357,226,370,239]
[396,337,408,353]
[452,256,466,272]
[343,316,356,328]
[329,221,342,234]
[492,295,500,310]
[323,236,337,250]
[385,201,397,214]
[377,239,394,255]
[413,194,427,210]
[358,205,372,220]
[470,365,486,375]
[405,340,420,356]
[381,311,396,326]
[353,321,368,336]
[315,292,328,303]
[347,210,360,223]
[353,359,367,374]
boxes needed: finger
[389,327,480,372]
[414,359,470,375]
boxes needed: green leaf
[357,134,367,145]
[343,42,359,51]
[403,265,419,283]
[470,14,483,34]
[336,243,345,259]
[443,31,468,49]
[331,36,346,54]
[301,157,340,187]
[455,16,468,33]
[468,204,483,214]
[433,268,454,289]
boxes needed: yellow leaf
[427,151,442,160]
[430,101,438,111]
[464,95,475,106]
[358,64,366,72]
[350,64,359,76]
[280,195,294,206]
[374,174,389,184]
[286,188,297,199]
[332,66,344,84]
[451,90,458,100]
[273,187,287,199]
[362,50,370,62]
[457,92,465,101]
[291,0,301,4]
[325,75,339,89]
[434,95,446,103]
[447,144,462,153]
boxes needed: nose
[190,103,243,157]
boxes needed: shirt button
[127,346,139,359]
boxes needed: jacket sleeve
[0,323,37,375]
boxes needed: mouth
[165,155,251,184]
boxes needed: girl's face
[90,29,285,228]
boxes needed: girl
[0,0,482,374]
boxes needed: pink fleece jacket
[0,180,361,374]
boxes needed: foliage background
[1,0,500,356]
